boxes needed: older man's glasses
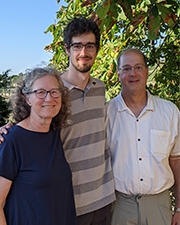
[27,88,62,99]
[70,42,97,52]
[119,65,146,74]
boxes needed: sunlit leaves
[85,0,178,40]
[46,0,179,107]
[148,5,160,39]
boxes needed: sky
[0,0,66,76]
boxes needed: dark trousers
[77,203,112,225]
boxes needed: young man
[106,48,180,225]
[60,17,115,224]
[0,17,115,225]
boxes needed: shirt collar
[146,91,154,111]
[61,75,96,90]
[117,90,154,112]
[86,76,96,90]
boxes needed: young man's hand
[0,122,13,144]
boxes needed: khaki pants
[111,190,172,225]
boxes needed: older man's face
[117,50,148,96]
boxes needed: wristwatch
[174,207,180,212]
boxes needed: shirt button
[139,158,142,161]
[138,138,141,141]
[140,178,143,181]
[136,119,139,122]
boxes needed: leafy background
[45,0,180,106]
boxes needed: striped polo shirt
[60,76,115,216]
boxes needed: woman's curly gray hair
[11,67,71,129]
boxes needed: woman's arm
[0,176,12,225]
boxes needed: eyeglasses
[27,88,62,99]
[70,42,97,52]
[119,65,147,74]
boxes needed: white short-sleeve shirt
[106,91,180,195]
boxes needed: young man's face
[66,32,98,73]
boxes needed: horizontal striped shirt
[61,76,115,216]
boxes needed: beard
[71,57,93,73]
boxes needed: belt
[116,189,169,200]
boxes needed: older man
[106,48,180,225]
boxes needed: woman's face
[27,74,62,122]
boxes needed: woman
[0,68,77,225]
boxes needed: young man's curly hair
[64,17,100,52]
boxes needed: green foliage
[0,96,10,126]
[0,70,10,89]
[45,0,179,108]
[0,70,11,126]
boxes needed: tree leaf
[44,24,55,34]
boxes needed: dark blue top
[0,125,77,225]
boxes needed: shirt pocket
[151,129,171,155]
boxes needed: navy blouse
[0,125,77,225]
